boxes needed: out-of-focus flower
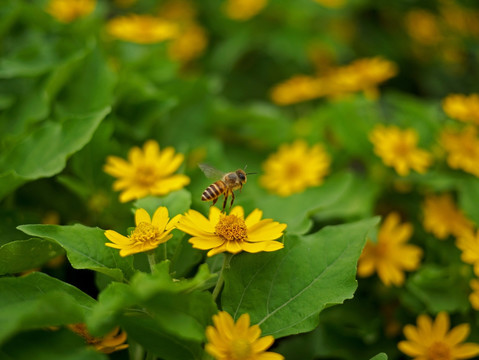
[442,94,479,125]
[68,324,129,354]
[369,125,432,176]
[270,76,326,105]
[46,0,95,23]
[105,207,181,257]
[441,126,479,177]
[398,312,479,360]
[358,213,422,287]
[223,0,268,21]
[260,140,331,196]
[313,0,346,9]
[440,1,479,37]
[456,229,479,277]
[469,279,479,311]
[177,206,286,257]
[158,0,197,22]
[104,140,190,203]
[205,311,284,360]
[106,15,178,44]
[168,23,208,63]
[404,10,442,45]
[422,193,473,240]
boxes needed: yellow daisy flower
[358,212,423,287]
[369,125,433,176]
[106,15,178,44]
[103,140,190,203]
[223,0,268,21]
[168,23,208,63]
[456,229,479,277]
[68,324,129,354]
[404,10,442,46]
[176,206,286,257]
[105,207,181,257]
[46,0,95,23]
[469,279,479,311]
[269,75,326,106]
[422,193,473,240]
[441,126,479,177]
[260,140,331,196]
[398,312,479,360]
[443,94,479,125]
[205,311,284,360]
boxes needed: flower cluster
[46,0,95,23]
[441,126,479,178]
[443,94,479,125]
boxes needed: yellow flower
[260,140,331,196]
[456,229,479,277]
[404,10,442,45]
[223,0,268,21]
[369,125,433,176]
[398,312,479,360]
[158,0,197,22]
[442,94,479,125]
[358,212,423,287]
[68,324,129,354]
[106,15,178,44]
[177,206,286,257]
[168,23,208,63]
[441,126,479,177]
[105,207,181,257]
[313,0,346,9]
[205,311,284,360]
[269,75,326,106]
[46,0,95,23]
[469,279,479,311]
[104,140,190,203]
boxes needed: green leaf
[370,353,388,360]
[17,224,134,281]
[0,238,64,275]
[222,217,380,339]
[458,177,479,226]
[134,189,192,217]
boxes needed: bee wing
[198,163,225,180]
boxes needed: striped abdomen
[201,181,227,201]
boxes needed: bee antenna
[246,172,257,175]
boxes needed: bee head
[236,169,247,184]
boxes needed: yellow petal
[152,206,169,231]
[119,187,149,203]
[245,208,264,227]
[207,244,228,257]
[229,206,244,219]
[452,343,479,358]
[209,206,223,226]
[135,208,151,225]
[256,353,285,360]
[166,214,182,231]
[189,236,225,250]
[104,230,131,245]
[225,240,243,254]
[150,174,190,195]
[252,335,274,352]
[398,340,425,356]
[445,324,470,346]
[235,313,251,333]
[432,312,449,341]
[248,220,287,242]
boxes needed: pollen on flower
[131,222,162,245]
[427,342,451,360]
[215,215,248,242]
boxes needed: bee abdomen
[202,181,226,201]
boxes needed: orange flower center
[393,140,412,157]
[285,162,302,178]
[427,341,451,360]
[135,165,158,187]
[215,215,248,242]
[230,338,252,360]
[131,222,161,244]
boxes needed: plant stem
[159,242,167,261]
[212,253,233,301]
[147,251,157,273]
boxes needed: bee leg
[222,193,229,213]
[229,191,235,209]
[212,197,219,207]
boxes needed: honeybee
[199,164,253,212]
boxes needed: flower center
[393,140,412,157]
[427,341,451,360]
[285,162,302,178]
[230,338,252,360]
[135,165,158,187]
[130,222,161,244]
[215,215,248,242]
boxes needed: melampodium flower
[68,324,129,354]
[369,125,433,176]
[443,94,479,125]
[168,23,208,63]
[358,212,423,287]
[223,0,268,21]
[205,311,284,360]
[104,140,190,202]
[105,207,181,257]
[269,75,326,106]
[46,0,95,23]
[176,206,286,257]
[469,279,479,311]
[456,229,479,277]
[422,194,473,240]
[260,140,331,196]
[441,126,479,177]
[398,312,479,360]
[404,10,442,46]
[106,15,178,44]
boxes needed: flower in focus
[313,0,346,9]
[369,125,433,176]
[456,229,479,277]
[177,206,286,257]
[46,0,95,23]
[441,126,479,177]
[168,23,208,63]
[205,311,284,360]
[106,15,178,44]
[105,207,181,257]
[104,140,190,202]
[442,94,479,125]
[223,0,268,21]
[469,279,479,311]
[398,312,479,360]
[422,193,473,240]
[260,140,331,196]
[68,324,129,354]
[270,75,326,106]
[358,212,423,287]
[404,10,442,45]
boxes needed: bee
[199,164,254,212]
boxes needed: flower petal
[189,236,225,250]
[151,206,169,231]
[248,220,287,242]
[105,230,131,245]
[245,208,263,227]
[135,208,151,225]
[229,206,244,219]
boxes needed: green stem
[212,253,233,301]
[159,242,167,261]
[147,251,157,273]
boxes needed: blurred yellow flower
[369,125,432,176]
[441,126,479,177]
[456,229,479,277]
[104,140,190,202]
[168,23,208,63]
[223,0,268,21]
[46,0,95,23]
[106,15,178,44]
[422,193,473,240]
[469,279,479,311]
[270,75,326,106]
[313,0,346,9]
[260,140,331,196]
[159,0,197,22]
[177,206,286,257]
[105,207,181,257]
[404,10,442,45]
[398,312,479,360]
[68,324,129,354]
[358,212,423,287]
[440,1,479,37]
[205,311,284,360]
[442,94,479,125]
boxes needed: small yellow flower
[469,279,479,311]
[313,0,346,9]
[46,0,95,23]
[456,229,479,277]
[168,23,208,63]
[223,0,268,21]
[158,0,197,22]
[398,312,479,360]
[441,126,479,177]
[270,75,326,106]
[106,15,178,44]
[105,207,181,257]
[177,206,286,257]
[68,324,129,354]
[205,311,284,360]
[404,10,442,45]
[369,125,433,176]
[104,140,190,203]
[442,94,479,125]
[358,213,423,287]
[260,140,331,196]
[422,194,473,240]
